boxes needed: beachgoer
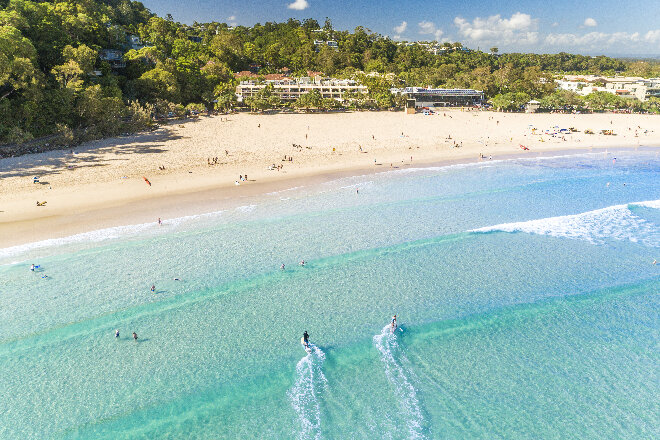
[245,174,248,181]
[115,329,120,338]
[30,264,35,271]
[173,277,180,281]
[235,180,240,185]
[151,285,155,292]
[281,264,285,270]
[303,331,309,348]
[391,315,397,333]
[158,218,162,226]
[299,260,305,266]
[653,259,657,265]
[133,332,138,341]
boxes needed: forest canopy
[1,0,659,145]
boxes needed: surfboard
[301,337,312,354]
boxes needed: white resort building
[556,75,660,102]
[235,74,367,103]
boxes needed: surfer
[391,315,397,333]
[303,331,310,349]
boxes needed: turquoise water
[1,150,659,439]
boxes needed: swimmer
[173,277,180,281]
[299,260,305,266]
[115,329,120,338]
[391,314,397,333]
[281,264,285,270]
[151,285,155,292]
[654,259,657,265]
[30,264,35,271]
[133,332,138,341]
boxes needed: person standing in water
[133,332,138,341]
[151,285,155,292]
[391,315,397,333]
[303,331,310,348]
[115,329,120,338]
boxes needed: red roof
[264,73,289,80]
[235,71,257,78]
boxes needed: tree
[0,25,40,99]
[294,89,323,110]
[490,47,498,54]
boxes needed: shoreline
[1,111,659,249]
[2,145,657,251]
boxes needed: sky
[139,0,660,56]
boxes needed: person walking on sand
[133,332,138,341]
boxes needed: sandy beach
[1,109,658,248]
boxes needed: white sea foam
[633,199,660,210]
[288,344,328,440]
[373,325,426,440]
[472,200,660,247]
[0,209,226,263]
[234,204,257,213]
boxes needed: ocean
[1,149,658,439]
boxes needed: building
[313,40,339,51]
[127,34,145,50]
[236,76,367,103]
[396,87,484,108]
[99,49,125,68]
[556,75,660,102]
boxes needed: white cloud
[394,21,407,34]
[584,18,597,27]
[545,31,642,47]
[454,12,539,44]
[287,0,309,11]
[418,20,444,41]
[227,15,237,26]
[552,22,559,27]
[645,30,660,43]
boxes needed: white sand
[1,110,658,247]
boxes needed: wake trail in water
[288,344,328,440]
[373,325,426,439]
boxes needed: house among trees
[99,49,126,69]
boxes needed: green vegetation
[1,0,659,146]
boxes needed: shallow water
[1,150,659,439]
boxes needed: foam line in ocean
[472,199,660,247]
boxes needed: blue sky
[140,0,660,56]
